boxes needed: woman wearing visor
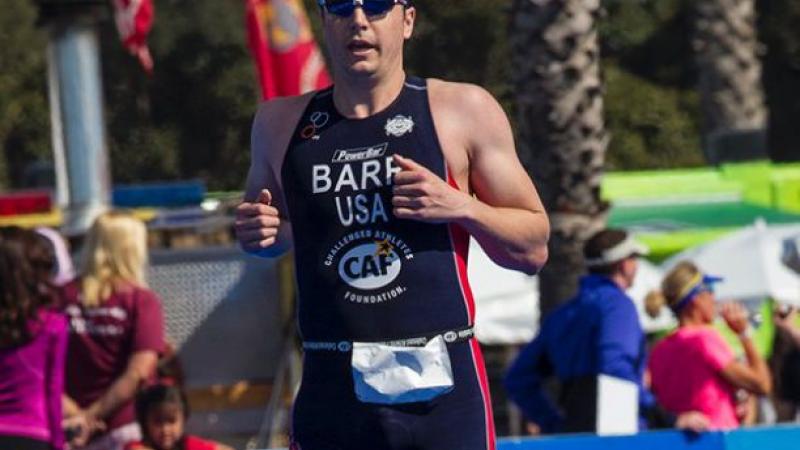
[648,261,772,429]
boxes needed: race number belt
[303,326,475,353]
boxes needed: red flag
[112,0,155,73]
[245,0,332,99]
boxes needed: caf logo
[338,240,401,290]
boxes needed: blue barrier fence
[497,425,800,450]
[112,180,206,208]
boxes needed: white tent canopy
[469,238,671,345]
[662,221,800,306]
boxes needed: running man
[235,1,549,449]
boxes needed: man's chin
[344,64,380,79]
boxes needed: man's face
[321,4,416,80]
[619,256,639,289]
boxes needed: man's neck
[332,68,407,119]
[608,272,631,291]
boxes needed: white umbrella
[662,220,800,306]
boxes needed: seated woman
[648,261,772,429]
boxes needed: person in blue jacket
[504,228,708,435]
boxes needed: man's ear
[403,7,416,40]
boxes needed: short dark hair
[584,228,629,275]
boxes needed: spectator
[504,229,708,434]
[771,305,800,421]
[0,228,68,450]
[34,227,76,287]
[125,383,232,450]
[648,261,772,430]
[62,211,166,450]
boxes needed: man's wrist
[454,194,481,226]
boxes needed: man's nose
[349,6,370,30]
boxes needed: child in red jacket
[125,383,231,450]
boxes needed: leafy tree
[0,0,798,193]
[100,0,258,190]
[604,63,704,170]
[510,0,609,313]
[758,0,800,161]
[0,0,49,189]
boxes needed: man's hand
[675,411,710,433]
[720,303,749,336]
[235,189,281,253]
[525,421,542,436]
[392,154,473,223]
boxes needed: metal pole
[46,41,70,210]
[47,21,111,233]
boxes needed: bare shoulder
[251,91,317,166]
[427,78,504,120]
[427,78,513,158]
[253,92,317,137]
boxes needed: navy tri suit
[281,77,496,450]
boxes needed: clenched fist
[235,189,281,254]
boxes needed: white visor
[585,235,649,268]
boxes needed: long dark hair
[0,227,54,348]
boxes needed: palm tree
[693,0,768,163]
[510,0,609,318]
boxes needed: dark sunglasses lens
[326,0,354,16]
[363,0,395,15]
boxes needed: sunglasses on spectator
[671,274,722,313]
[318,0,410,18]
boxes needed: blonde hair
[647,261,703,316]
[80,211,149,307]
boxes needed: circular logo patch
[338,240,401,290]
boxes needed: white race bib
[351,335,454,404]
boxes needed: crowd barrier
[496,424,800,450]
[262,425,800,450]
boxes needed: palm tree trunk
[510,0,609,319]
[693,0,768,163]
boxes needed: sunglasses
[318,0,410,18]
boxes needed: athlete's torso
[281,76,475,342]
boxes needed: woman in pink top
[648,261,772,429]
[0,228,68,450]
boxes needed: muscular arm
[459,85,549,274]
[237,96,313,258]
[239,108,293,257]
[394,81,549,274]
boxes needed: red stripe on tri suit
[446,170,495,449]
[470,337,497,450]
[445,171,476,324]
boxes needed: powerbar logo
[332,143,388,163]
